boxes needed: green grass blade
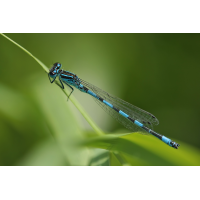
[82,133,200,165]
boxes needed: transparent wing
[80,79,159,134]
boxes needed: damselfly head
[53,62,62,69]
[49,62,62,75]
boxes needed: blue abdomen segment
[134,120,143,127]
[103,100,113,108]
[119,110,129,118]
[161,136,172,146]
[87,90,97,97]
[87,90,114,109]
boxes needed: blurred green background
[0,33,200,166]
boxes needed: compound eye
[53,62,62,69]
[49,66,56,74]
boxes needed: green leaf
[82,133,200,166]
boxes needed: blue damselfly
[48,63,180,149]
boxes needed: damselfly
[48,62,180,149]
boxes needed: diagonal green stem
[0,33,104,136]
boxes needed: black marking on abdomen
[148,129,163,140]
[142,126,149,132]
[127,117,135,123]
[113,106,120,112]
[99,97,104,102]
